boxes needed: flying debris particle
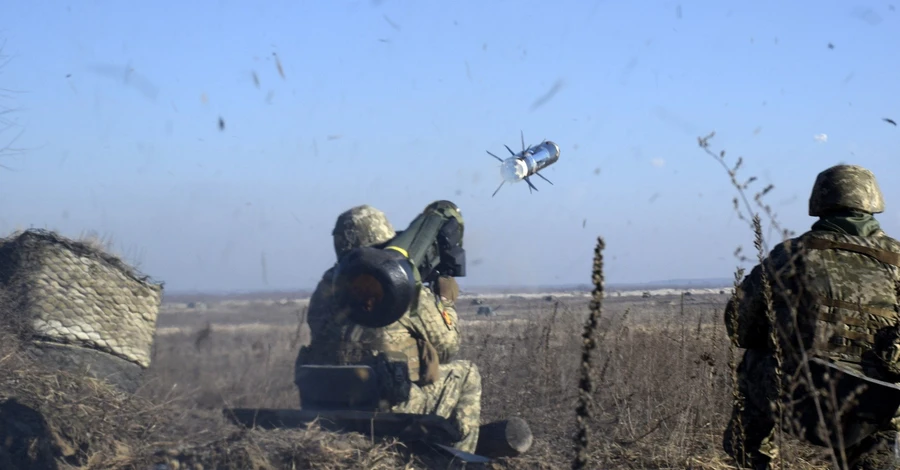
[573,143,580,150]
[265,90,275,104]
[676,4,682,18]
[66,73,72,78]
[851,7,883,25]
[753,126,762,135]
[593,167,601,175]
[653,106,699,135]
[529,79,564,111]
[87,63,159,101]
[326,134,342,141]
[201,93,208,104]
[455,189,462,196]
[482,43,488,51]
[582,219,587,228]
[218,117,225,131]
[828,42,835,49]
[465,61,472,81]
[620,58,639,85]
[273,52,285,79]
[814,133,828,143]
[252,71,260,88]
[383,15,401,31]
[378,38,390,43]
[884,118,897,126]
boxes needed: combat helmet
[809,164,885,216]
[332,205,396,259]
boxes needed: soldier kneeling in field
[724,165,900,470]
[295,205,482,453]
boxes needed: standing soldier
[295,204,482,453]
[723,164,900,469]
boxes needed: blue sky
[0,0,897,292]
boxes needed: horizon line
[161,277,736,298]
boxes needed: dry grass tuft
[0,329,414,469]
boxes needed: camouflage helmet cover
[332,205,396,259]
[809,164,885,216]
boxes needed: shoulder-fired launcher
[331,200,466,328]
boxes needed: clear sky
[0,0,897,293]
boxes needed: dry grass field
[0,137,859,469]
[131,287,837,469]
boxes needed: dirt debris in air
[273,52,285,80]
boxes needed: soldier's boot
[849,431,900,470]
[723,407,778,470]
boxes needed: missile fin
[534,171,553,185]
[492,181,505,197]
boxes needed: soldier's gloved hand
[873,323,900,382]
[436,276,459,304]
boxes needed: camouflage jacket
[725,215,900,372]
[298,265,461,384]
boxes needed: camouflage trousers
[723,349,900,470]
[391,359,482,453]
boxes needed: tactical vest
[333,320,422,382]
[300,286,421,383]
[789,230,900,364]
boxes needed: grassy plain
[135,288,834,468]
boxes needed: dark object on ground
[224,408,461,445]
[231,363,533,464]
[224,408,530,462]
[0,399,61,470]
[790,358,900,448]
[21,341,144,393]
[477,306,495,316]
[474,417,533,458]
[295,364,381,411]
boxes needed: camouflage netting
[0,229,163,370]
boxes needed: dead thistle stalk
[572,236,605,470]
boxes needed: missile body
[487,133,560,197]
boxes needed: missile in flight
[487,131,560,197]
